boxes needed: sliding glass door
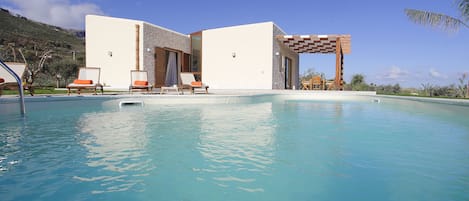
[284,57,292,89]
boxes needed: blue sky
[1,0,468,87]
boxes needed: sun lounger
[180,72,209,94]
[129,70,153,93]
[0,62,33,96]
[67,67,103,95]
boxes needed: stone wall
[142,23,190,85]
[272,24,299,89]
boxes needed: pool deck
[376,94,469,106]
[1,89,375,102]
[1,89,469,106]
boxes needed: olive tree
[44,59,79,88]
[457,73,468,98]
[350,74,369,91]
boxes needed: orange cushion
[134,80,148,86]
[0,78,4,83]
[191,81,202,87]
[73,79,93,84]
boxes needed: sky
[1,0,468,87]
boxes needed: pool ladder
[0,60,25,116]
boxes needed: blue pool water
[1,95,469,201]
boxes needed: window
[190,32,202,81]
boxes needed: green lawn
[377,92,468,100]
[1,87,130,96]
[1,87,67,96]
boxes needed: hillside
[0,8,85,63]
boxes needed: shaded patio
[276,34,351,90]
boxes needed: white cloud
[3,0,103,29]
[369,66,415,86]
[371,66,461,88]
[429,68,448,79]
[381,66,409,80]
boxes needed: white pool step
[119,100,144,108]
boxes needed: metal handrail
[0,60,26,115]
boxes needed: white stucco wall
[202,22,275,89]
[87,15,299,90]
[86,15,144,89]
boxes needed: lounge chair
[67,67,103,95]
[129,70,153,93]
[180,72,209,94]
[0,62,33,96]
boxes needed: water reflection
[0,126,22,174]
[76,110,153,193]
[196,102,275,192]
[379,98,469,130]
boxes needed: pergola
[276,34,351,90]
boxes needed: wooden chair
[311,76,324,90]
[301,80,311,90]
[325,79,335,90]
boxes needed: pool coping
[376,94,469,107]
[1,90,376,103]
[1,90,468,106]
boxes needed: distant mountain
[73,30,86,39]
[0,8,85,63]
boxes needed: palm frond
[404,9,468,32]
[457,0,469,22]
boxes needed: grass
[1,87,107,96]
[1,87,67,96]
[377,92,468,100]
[31,88,69,95]
[1,87,129,96]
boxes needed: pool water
[1,96,469,200]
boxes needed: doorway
[154,47,185,87]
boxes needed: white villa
[85,15,350,90]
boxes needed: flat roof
[276,34,351,54]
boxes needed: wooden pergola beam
[276,34,351,54]
[335,37,343,90]
[277,34,350,91]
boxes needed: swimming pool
[1,94,469,200]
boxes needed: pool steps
[119,100,144,108]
